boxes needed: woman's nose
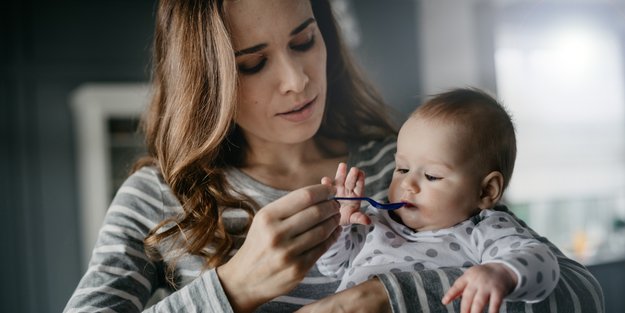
[277,54,308,94]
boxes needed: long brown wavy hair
[135,0,397,277]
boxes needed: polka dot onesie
[317,208,560,303]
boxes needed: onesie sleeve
[317,224,368,280]
[471,211,560,302]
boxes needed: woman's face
[224,0,327,146]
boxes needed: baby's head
[389,88,516,232]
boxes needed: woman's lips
[277,97,316,122]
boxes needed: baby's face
[388,116,483,232]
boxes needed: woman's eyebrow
[235,44,267,57]
[234,17,316,57]
[290,17,316,36]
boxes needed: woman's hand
[296,278,391,313]
[217,184,342,313]
[321,162,371,225]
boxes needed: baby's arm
[317,163,371,280]
[443,211,560,313]
[321,162,371,226]
[442,263,517,313]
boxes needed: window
[71,83,148,268]
[493,2,625,264]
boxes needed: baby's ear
[478,171,504,210]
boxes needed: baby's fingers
[344,166,363,195]
[334,162,348,186]
[469,291,489,313]
[442,277,466,305]
[348,211,371,225]
[488,292,504,313]
[354,169,365,197]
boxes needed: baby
[318,88,559,313]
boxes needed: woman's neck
[240,137,348,190]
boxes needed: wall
[418,0,497,96]
[1,1,154,312]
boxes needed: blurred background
[2,0,624,312]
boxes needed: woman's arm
[64,167,236,313]
[65,167,343,313]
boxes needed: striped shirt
[64,137,604,312]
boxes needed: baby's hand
[321,162,371,225]
[441,263,517,313]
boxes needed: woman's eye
[425,173,441,181]
[237,58,267,75]
[291,34,315,52]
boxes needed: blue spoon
[332,197,405,210]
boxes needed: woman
[65,0,604,312]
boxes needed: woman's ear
[478,171,504,210]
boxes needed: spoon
[332,197,405,210]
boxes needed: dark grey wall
[1,1,154,312]
[588,259,625,313]
[351,0,421,119]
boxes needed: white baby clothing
[318,208,560,302]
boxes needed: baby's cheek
[387,179,402,202]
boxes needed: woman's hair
[134,0,397,279]
[412,87,517,190]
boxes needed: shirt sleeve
[376,206,605,313]
[63,167,235,313]
[472,211,559,302]
[317,224,368,281]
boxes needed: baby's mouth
[401,201,416,208]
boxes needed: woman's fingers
[266,183,336,218]
[289,212,340,254]
[294,221,343,267]
[285,199,340,239]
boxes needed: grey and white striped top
[64,137,604,312]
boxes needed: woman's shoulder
[122,166,168,198]
[110,165,182,217]
[348,136,397,167]
[348,136,397,199]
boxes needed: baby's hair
[412,87,516,190]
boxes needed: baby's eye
[424,173,442,181]
[395,168,409,174]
